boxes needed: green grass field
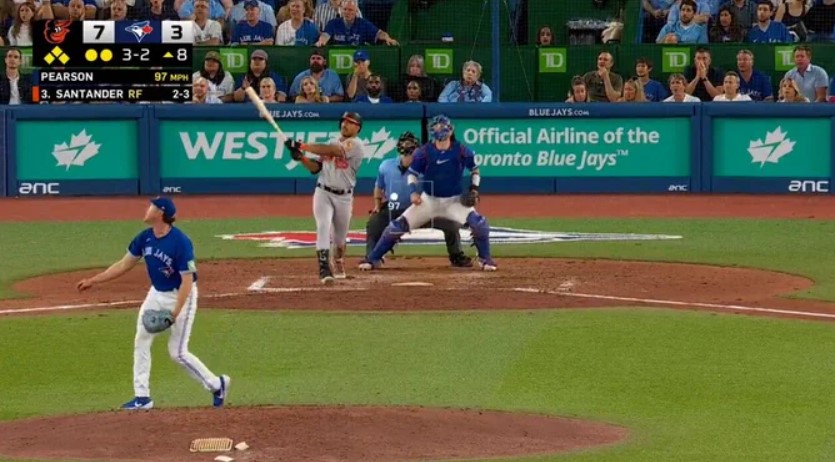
[2,216,835,462]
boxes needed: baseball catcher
[363,131,473,269]
[360,115,496,271]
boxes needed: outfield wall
[2,103,834,197]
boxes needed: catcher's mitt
[460,189,479,207]
[142,309,175,334]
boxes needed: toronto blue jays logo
[217,227,683,249]
[125,21,153,42]
[159,266,175,278]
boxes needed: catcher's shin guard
[466,211,492,260]
[367,218,409,263]
[317,249,334,284]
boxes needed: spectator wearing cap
[231,0,274,44]
[193,51,235,102]
[345,49,372,100]
[315,0,397,46]
[233,49,287,102]
[354,74,393,103]
[289,48,345,102]
[314,0,363,32]
[228,0,275,40]
[188,0,223,45]
[275,0,319,45]
[177,0,230,26]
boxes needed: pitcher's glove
[142,309,175,334]
[460,187,479,207]
[284,139,305,161]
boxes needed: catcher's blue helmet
[428,114,453,141]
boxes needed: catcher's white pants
[401,193,474,230]
[133,284,221,398]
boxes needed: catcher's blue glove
[142,309,175,334]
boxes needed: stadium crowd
[0,0,832,104]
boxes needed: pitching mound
[0,405,628,461]
[2,257,834,321]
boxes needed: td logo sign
[329,49,356,74]
[774,45,795,71]
[538,48,566,73]
[424,49,453,74]
[662,47,690,73]
[219,49,247,74]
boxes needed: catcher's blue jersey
[408,141,477,198]
[128,227,198,292]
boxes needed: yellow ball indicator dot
[100,49,113,62]
[85,49,98,61]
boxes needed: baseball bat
[245,86,288,143]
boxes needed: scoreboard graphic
[33,20,194,103]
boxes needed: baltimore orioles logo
[44,20,73,44]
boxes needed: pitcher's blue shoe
[121,396,153,410]
[213,375,230,408]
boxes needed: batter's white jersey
[317,136,365,190]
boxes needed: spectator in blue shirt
[635,57,669,102]
[275,0,319,45]
[315,0,398,46]
[735,49,774,101]
[232,0,275,44]
[354,74,393,103]
[657,0,709,43]
[783,44,829,102]
[228,0,276,40]
[289,48,345,102]
[666,0,712,26]
[438,60,493,103]
[747,0,791,42]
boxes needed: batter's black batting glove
[285,139,304,160]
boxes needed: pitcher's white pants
[133,284,221,397]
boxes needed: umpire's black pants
[365,203,464,257]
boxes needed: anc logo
[218,227,682,249]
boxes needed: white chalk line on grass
[509,287,835,320]
[0,292,246,316]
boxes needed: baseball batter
[76,196,229,410]
[363,131,472,269]
[360,115,497,271]
[285,111,365,284]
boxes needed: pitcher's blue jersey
[408,141,477,198]
[128,227,198,292]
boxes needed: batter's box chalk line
[507,287,835,320]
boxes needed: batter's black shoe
[449,252,473,268]
[317,250,334,285]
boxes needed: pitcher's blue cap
[150,196,176,217]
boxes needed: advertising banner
[712,118,831,178]
[159,119,420,179]
[16,120,139,181]
[454,118,691,177]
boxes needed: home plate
[391,282,434,287]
